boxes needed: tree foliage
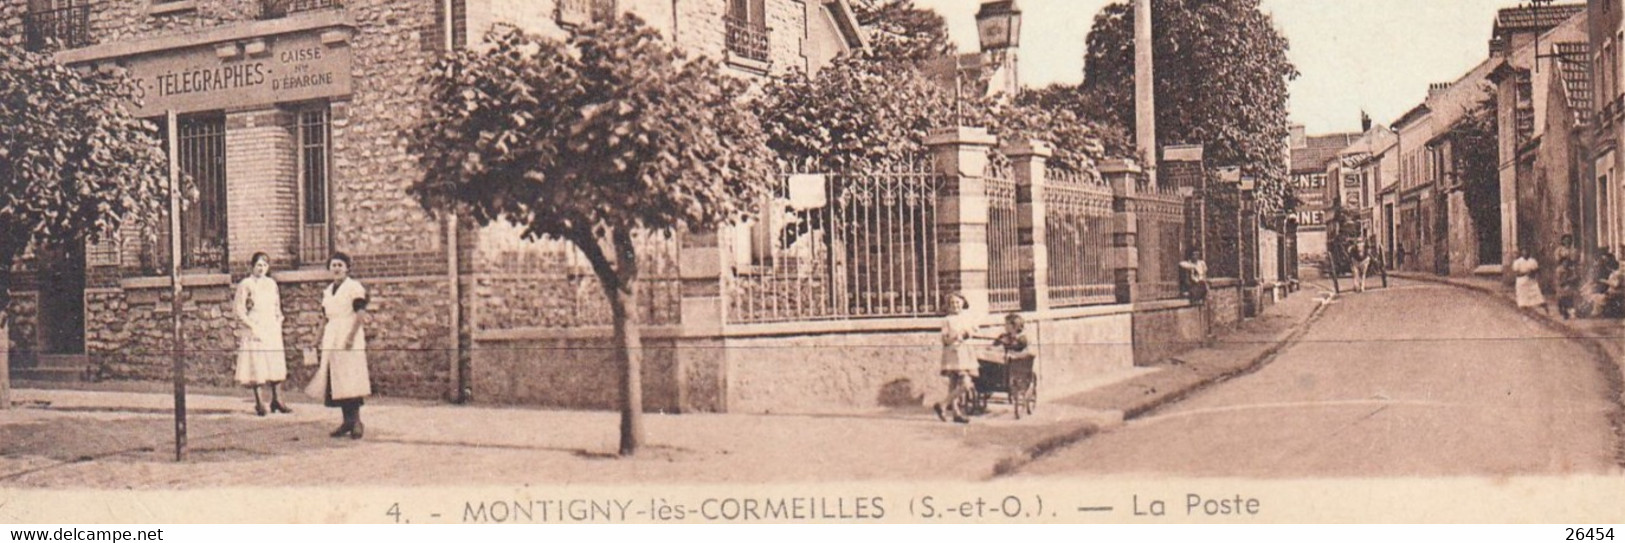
[410,17,777,455]
[755,58,1127,174]
[848,0,955,68]
[0,40,170,314]
[1083,0,1298,215]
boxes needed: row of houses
[1292,1,1612,294]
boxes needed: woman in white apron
[1513,249,1547,314]
[234,252,289,416]
[304,252,371,439]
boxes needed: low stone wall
[1208,279,1245,329]
[470,333,682,411]
[722,328,941,414]
[83,274,454,399]
[1130,301,1205,366]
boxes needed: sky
[912,0,1529,135]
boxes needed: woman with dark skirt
[304,252,371,439]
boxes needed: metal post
[167,110,187,462]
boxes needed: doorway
[35,240,85,355]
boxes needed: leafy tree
[1082,0,1298,217]
[756,59,1126,174]
[848,0,955,67]
[411,18,777,455]
[1002,84,1135,173]
[0,41,170,321]
[1447,88,1500,264]
[754,54,955,171]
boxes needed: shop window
[23,0,91,51]
[297,106,332,267]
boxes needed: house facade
[1488,4,1589,284]
[3,0,866,407]
[1286,126,1358,263]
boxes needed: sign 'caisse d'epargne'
[122,30,353,117]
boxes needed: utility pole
[167,110,187,462]
[1134,0,1157,186]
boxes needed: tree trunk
[0,246,14,411]
[609,279,642,456]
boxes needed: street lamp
[975,0,1021,52]
[975,0,1021,100]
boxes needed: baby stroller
[970,347,1037,419]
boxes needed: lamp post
[975,0,1021,98]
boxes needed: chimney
[1361,111,1372,133]
[1428,82,1451,99]
[1289,124,1307,149]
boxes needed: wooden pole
[167,110,187,462]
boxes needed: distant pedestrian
[1557,258,1580,320]
[1348,240,1372,293]
[1556,235,1578,268]
[1512,249,1548,314]
[305,252,372,439]
[234,252,290,417]
[932,293,978,424]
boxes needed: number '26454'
[1567,528,1615,541]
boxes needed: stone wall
[85,284,239,385]
[723,329,941,414]
[470,334,681,411]
[5,292,39,366]
[1131,302,1205,366]
[1207,279,1245,330]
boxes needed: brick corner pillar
[1002,139,1053,313]
[1102,159,1143,305]
[927,126,999,314]
[674,227,729,413]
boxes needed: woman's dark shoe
[349,422,364,440]
[953,415,970,424]
[254,403,268,417]
[270,401,293,414]
[329,424,353,438]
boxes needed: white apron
[305,278,371,400]
[234,276,287,386]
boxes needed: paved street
[1018,278,1623,478]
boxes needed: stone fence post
[674,228,728,413]
[927,127,998,314]
[1003,139,1052,313]
[1102,159,1143,304]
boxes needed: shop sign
[123,31,352,116]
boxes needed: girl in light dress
[933,293,978,424]
[234,252,291,416]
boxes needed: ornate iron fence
[1132,182,1188,301]
[727,165,943,324]
[1044,167,1116,307]
[985,159,1021,313]
[23,1,91,51]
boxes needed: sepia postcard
[1,0,1624,525]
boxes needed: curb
[1393,272,1625,468]
[989,291,1334,478]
